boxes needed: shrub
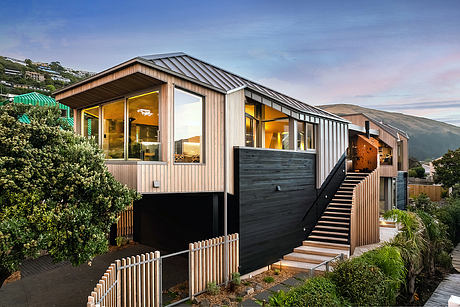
[206,282,220,295]
[436,250,452,269]
[263,276,274,283]
[231,272,241,286]
[331,258,387,306]
[361,245,406,304]
[282,276,346,307]
[273,268,280,275]
[437,198,460,244]
[268,290,286,306]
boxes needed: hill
[0,56,93,98]
[318,104,460,161]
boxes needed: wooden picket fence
[87,234,239,307]
[189,233,239,297]
[117,205,133,237]
[350,167,380,254]
[409,184,443,201]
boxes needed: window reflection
[102,101,124,159]
[128,92,160,161]
[297,121,305,150]
[82,106,99,141]
[174,88,203,163]
[306,123,315,150]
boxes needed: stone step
[293,245,348,258]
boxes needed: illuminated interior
[127,91,160,161]
[379,140,393,165]
[297,121,305,150]
[174,88,203,163]
[306,123,315,149]
[264,118,289,149]
[82,106,99,141]
[102,100,124,159]
[245,101,260,147]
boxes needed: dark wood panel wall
[234,147,346,274]
[396,171,408,210]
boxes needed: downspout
[223,85,246,284]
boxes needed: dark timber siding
[396,171,408,210]
[235,148,317,274]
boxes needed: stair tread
[303,240,350,250]
[315,225,349,231]
[320,216,350,221]
[312,230,349,236]
[324,211,351,216]
[273,260,326,271]
[284,252,336,263]
[294,245,349,256]
[317,220,350,226]
[308,235,349,242]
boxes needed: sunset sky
[2,0,460,125]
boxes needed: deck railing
[350,167,380,254]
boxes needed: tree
[0,103,140,286]
[433,148,460,188]
[46,84,56,92]
[408,166,425,178]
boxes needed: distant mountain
[318,104,460,161]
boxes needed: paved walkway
[0,244,188,307]
[452,243,460,272]
[424,274,460,306]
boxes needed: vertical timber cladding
[235,147,317,274]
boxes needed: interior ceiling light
[137,109,153,116]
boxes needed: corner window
[128,91,160,161]
[245,101,260,147]
[174,88,203,163]
[102,100,124,159]
[379,140,393,165]
[82,106,99,141]
[264,106,289,150]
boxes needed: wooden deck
[424,274,460,306]
[452,243,460,272]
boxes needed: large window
[82,106,99,141]
[174,88,203,163]
[297,121,305,150]
[102,100,124,159]
[245,101,260,147]
[379,140,393,165]
[264,106,289,150]
[128,91,160,161]
[296,121,316,151]
[306,123,316,150]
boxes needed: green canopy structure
[3,92,74,126]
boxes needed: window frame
[101,98,126,160]
[172,85,206,165]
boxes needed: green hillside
[319,104,460,161]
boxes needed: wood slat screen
[117,205,134,238]
[409,184,442,202]
[350,168,380,254]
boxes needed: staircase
[274,172,369,272]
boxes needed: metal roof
[13,92,70,111]
[338,112,409,139]
[137,53,344,121]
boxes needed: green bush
[361,246,406,304]
[331,258,387,306]
[231,272,241,286]
[268,290,287,306]
[263,276,275,283]
[436,250,452,269]
[282,276,346,307]
[437,198,460,244]
[409,166,425,178]
[206,282,220,295]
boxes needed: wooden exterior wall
[317,118,348,188]
[342,114,408,177]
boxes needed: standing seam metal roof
[138,53,343,121]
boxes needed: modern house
[337,113,409,211]
[54,53,380,273]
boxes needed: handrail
[308,253,345,277]
[302,153,347,222]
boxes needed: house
[4,68,21,76]
[25,71,46,82]
[4,57,27,66]
[2,92,74,126]
[54,53,380,273]
[337,113,409,211]
[51,75,71,83]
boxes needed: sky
[2,0,460,126]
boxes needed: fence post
[87,296,95,307]
[116,260,121,307]
[189,243,195,301]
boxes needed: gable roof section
[340,112,409,139]
[55,52,345,122]
[13,92,70,111]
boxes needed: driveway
[0,244,188,307]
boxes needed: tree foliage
[0,103,140,284]
[433,148,460,188]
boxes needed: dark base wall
[134,193,238,253]
[234,147,346,274]
[396,171,408,210]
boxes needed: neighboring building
[51,75,71,83]
[338,113,409,212]
[25,71,46,82]
[4,68,21,76]
[1,92,73,126]
[54,52,380,273]
[38,66,59,75]
[4,57,27,66]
